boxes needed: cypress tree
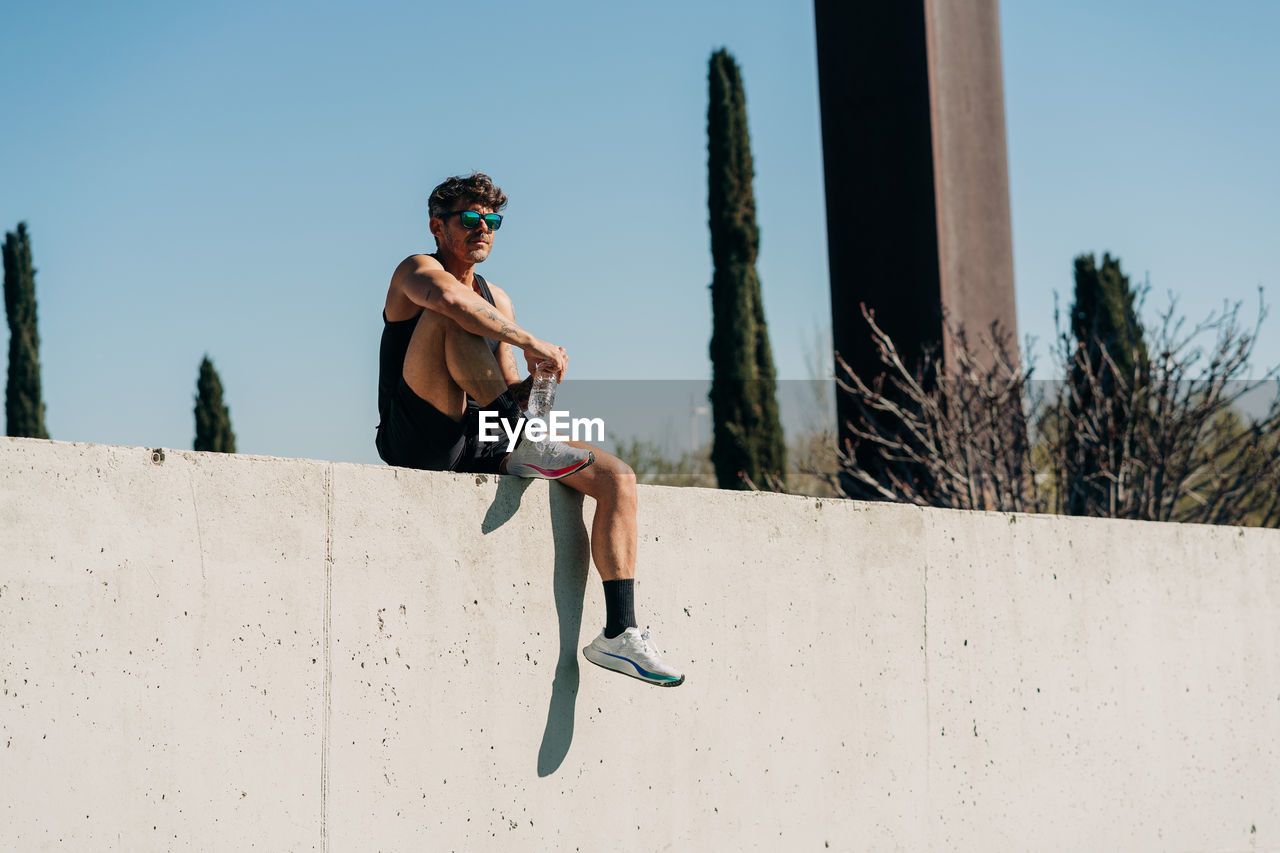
[1064,252,1148,514]
[3,222,50,439]
[194,355,236,453]
[707,48,787,489]
[1070,252,1147,388]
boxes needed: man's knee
[429,310,499,354]
[599,455,638,504]
[408,304,445,336]
[410,307,490,359]
[612,457,637,486]
[561,446,635,502]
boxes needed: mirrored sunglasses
[444,210,503,231]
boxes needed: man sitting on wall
[375,172,684,687]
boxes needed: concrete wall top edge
[5,436,1280,542]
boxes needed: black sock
[602,578,636,639]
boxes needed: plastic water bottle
[528,361,557,422]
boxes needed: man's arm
[388,255,566,374]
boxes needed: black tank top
[377,260,499,427]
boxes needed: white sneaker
[583,627,685,687]
[505,436,594,479]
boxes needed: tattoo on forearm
[474,304,516,339]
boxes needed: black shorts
[376,377,506,474]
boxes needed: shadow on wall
[480,476,530,534]
[480,477,591,776]
[538,486,590,775]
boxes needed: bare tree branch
[830,290,1280,528]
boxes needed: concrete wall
[2,437,1277,852]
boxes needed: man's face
[432,200,496,264]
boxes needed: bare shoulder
[385,253,444,320]
[394,253,443,279]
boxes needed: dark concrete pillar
[814,0,1017,473]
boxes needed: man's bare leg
[404,311,632,571]
[561,444,684,686]
[558,445,637,580]
[403,308,510,419]
[404,314,678,683]
[402,308,593,478]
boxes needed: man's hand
[524,341,568,382]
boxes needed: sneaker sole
[582,644,685,687]
[535,451,595,479]
[511,451,595,480]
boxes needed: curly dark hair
[427,172,509,220]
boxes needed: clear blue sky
[3,0,1277,464]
